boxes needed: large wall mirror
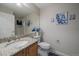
[0,3,40,39]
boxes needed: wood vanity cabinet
[14,49,25,56]
[27,42,38,56]
[14,42,38,56]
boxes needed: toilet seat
[38,42,50,50]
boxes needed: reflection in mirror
[0,3,40,43]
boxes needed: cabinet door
[28,42,38,56]
[24,47,28,56]
[13,42,38,56]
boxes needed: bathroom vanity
[14,42,38,56]
[0,37,38,56]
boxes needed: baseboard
[54,50,69,56]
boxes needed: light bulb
[16,3,21,6]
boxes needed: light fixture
[16,3,21,6]
[16,3,30,8]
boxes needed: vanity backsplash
[0,32,35,43]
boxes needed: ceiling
[0,3,79,17]
[34,3,53,9]
[0,3,62,16]
[0,3,39,17]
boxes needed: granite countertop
[0,37,38,56]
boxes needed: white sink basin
[7,40,28,48]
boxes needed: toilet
[33,36,50,56]
[38,42,50,56]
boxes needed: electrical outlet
[56,40,60,43]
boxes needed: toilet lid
[38,42,50,47]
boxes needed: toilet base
[38,47,49,56]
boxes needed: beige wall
[40,3,79,56]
